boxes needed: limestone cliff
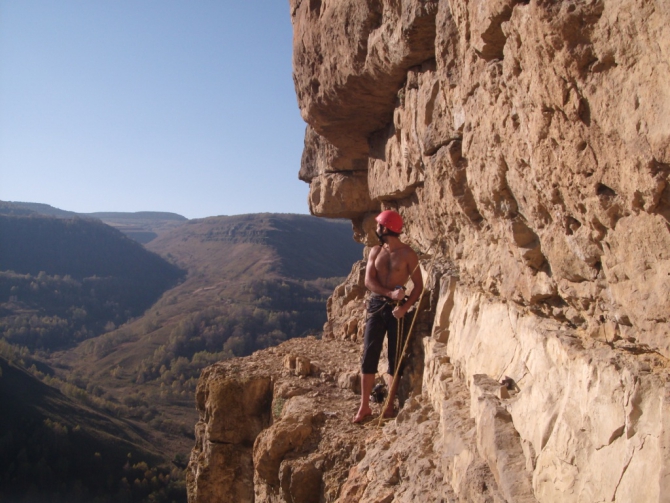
[188,1,670,501]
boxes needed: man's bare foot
[352,405,372,424]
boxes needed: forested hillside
[0,215,185,351]
[0,355,185,503]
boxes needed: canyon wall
[187,0,670,501]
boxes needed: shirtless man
[352,210,423,423]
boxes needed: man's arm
[365,246,405,301]
[392,250,423,318]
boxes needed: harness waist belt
[370,293,393,302]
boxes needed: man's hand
[389,288,405,301]
[392,304,409,319]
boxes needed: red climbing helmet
[375,210,403,233]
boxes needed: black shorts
[361,296,407,375]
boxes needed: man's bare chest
[374,249,407,277]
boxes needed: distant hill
[0,201,79,218]
[0,201,188,243]
[146,213,361,280]
[0,214,185,350]
[88,212,186,221]
[0,200,50,217]
[85,212,188,244]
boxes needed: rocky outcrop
[187,361,273,503]
[187,0,670,501]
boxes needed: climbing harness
[364,286,406,320]
[365,296,392,319]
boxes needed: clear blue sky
[0,1,310,219]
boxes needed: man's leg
[383,312,403,418]
[354,298,387,423]
[353,373,375,423]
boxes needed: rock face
[293,0,670,356]
[187,0,670,501]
